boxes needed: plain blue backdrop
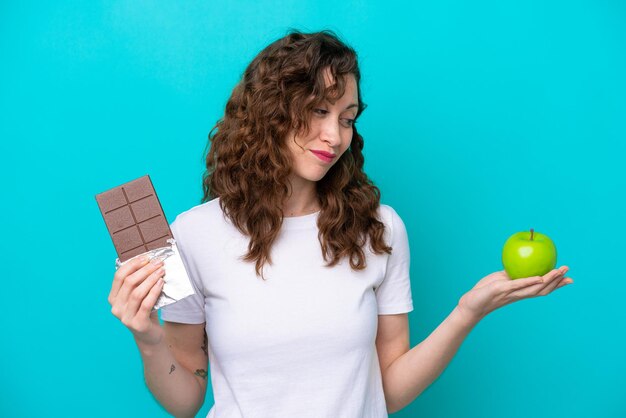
[2,1,624,417]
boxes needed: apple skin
[502,229,557,279]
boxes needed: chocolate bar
[95,175,173,263]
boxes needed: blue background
[2,1,624,417]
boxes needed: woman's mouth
[310,150,335,163]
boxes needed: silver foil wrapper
[114,238,195,310]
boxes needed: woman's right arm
[108,256,208,418]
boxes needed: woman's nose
[319,119,341,145]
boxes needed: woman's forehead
[320,70,358,104]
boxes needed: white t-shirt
[160,198,413,418]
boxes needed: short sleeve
[375,206,414,315]
[159,218,206,324]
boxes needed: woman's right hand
[108,255,167,347]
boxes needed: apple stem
[530,228,534,240]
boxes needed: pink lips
[310,150,336,163]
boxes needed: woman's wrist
[453,304,484,328]
[133,326,166,357]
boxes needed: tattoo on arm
[195,369,208,380]
[169,364,175,374]
[201,331,208,356]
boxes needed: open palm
[457,267,573,321]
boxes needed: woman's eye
[313,108,355,127]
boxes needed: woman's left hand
[457,266,574,322]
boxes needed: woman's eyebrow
[344,103,358,110]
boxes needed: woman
[108,30,573,418]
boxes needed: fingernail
[150,258,162,265]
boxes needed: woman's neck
[282,180,320,217]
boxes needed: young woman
[108,30,573,418]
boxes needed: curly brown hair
[201,29,392,280]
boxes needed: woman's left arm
[383,266,573,414]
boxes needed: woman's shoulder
[377,203,404,225]
[376,203,408,244]
[170,197,224,231]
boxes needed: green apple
[502,229,557,279]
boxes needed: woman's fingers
[537,267,570,295]
[110,259,163,318]
[555,277,574,289]
[508,267,572,299]
[138,275,166,323]
[123,266,166,323]
[508,275,545,291]
[539,274,573,295]
[108,256,150,305]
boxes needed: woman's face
[285,70,359,187]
